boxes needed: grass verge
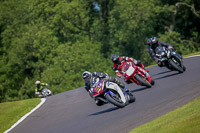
[0,98,40,133]
[129,97,200,133]
[183,51,200,57]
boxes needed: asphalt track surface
[9,56,200,133]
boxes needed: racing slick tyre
[135,74,151,88]
[41,89,48,97]
[128,93,136,103]
[168,59,184,73]
[105,93,125,108]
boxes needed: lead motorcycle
[121,62,155,88]
[155,46,186,73]
[89,77,135,108]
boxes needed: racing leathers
[147,40,173,67]
[36,83,48,93]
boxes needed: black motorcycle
[155,46,186,73]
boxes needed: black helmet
[82,71,91,83]
[111,54,120,64]
[151,37,158,45]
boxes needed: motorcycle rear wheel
[128,93,136,103]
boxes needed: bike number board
[92,80,104,96]
[96,87,100,92]
[126,67,135,76]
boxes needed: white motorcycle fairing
[105,82,127,103]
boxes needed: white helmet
[82,71,91,83]
[35,80,40,84]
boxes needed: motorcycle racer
[146,37,174,67]
[82,71,129,106]
[111,54,148,84]
[35,80,48,96]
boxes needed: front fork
[137,67,152,82]
[127,70,151,84]
[171,55,183,67]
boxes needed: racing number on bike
[96,87,100,92]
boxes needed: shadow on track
[131,87,149,93]
[151,70,172,76]
[88,107,119,116]
[154,72,180,81]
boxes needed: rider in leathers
[111,54,148,84]
[82,71,129,106]
[35,80,48,93]
[147,37,174,67]
[35,80,48,97]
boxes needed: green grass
[0,98,40,133]
[183,51,200,57]
[129,97,200,133]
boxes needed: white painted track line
[185,54,200,58]
[4,98,46,133]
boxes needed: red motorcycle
[121,62,155,88]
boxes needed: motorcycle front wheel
[105,93,125,108]
[168,59,184,73]
[42,88,51,97]
[135,74,151,88]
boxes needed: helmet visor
[113,57,119,64]
[84,76,91,83]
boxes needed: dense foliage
[0,0,199,102]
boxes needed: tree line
[0,0,199,102]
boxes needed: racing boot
[124,87,129,93]
[125,80,132,84]
[118,82,129,93]
[95,99,104,106]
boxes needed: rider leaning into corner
[82,71,129,106]
[35,80,48,96]
[111,54,149,84]
[146,37,177,67]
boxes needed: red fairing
[92,80,104,97]
[122,62,137,81]
[113,56,134,77]
[121,62,152,85]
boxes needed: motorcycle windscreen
[155,46,165,55]
[122,65,135,76]
[126,67,135,76]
